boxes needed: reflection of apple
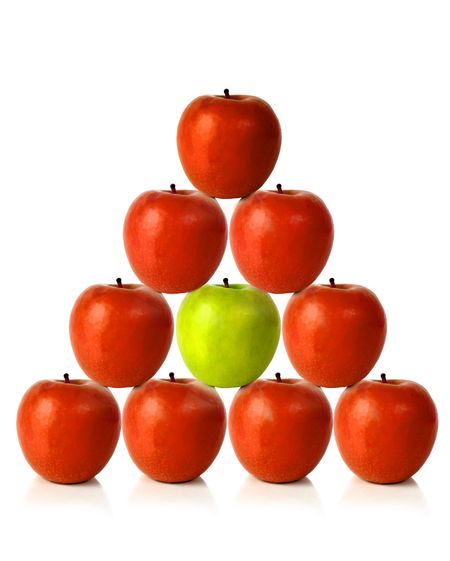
[17,374,121,484]
[123,373,226,483]
[229,373,332,483]
[176,279,280,387]
[335,373,438,484]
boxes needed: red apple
[17,374,121,484]
[177,90,281,199]
[230,185,334,293]
[123,185,227,293]
[123,373,226,483]
[283,279,387,387]
[335,373,438,483]
[229,373,332,483]
[70,278,173,388]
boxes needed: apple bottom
[230,436,331,484]
[335,432,437,485]
[23,442,119,485]
[229,377,333,483]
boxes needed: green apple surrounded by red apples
[176,279,280,387]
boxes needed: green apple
[176,280,280,387]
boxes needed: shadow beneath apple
[340,475,428,512]
[234,475,323,512]
[23,476,112,513]
[128,475,216,511]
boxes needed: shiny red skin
[335,378,438,483]
[123,190,227,293]
[177,94,281,199]
[230,189,334,293]
[123,377,226,483]
[283,283,387,388]
[17,378,121,484]
[229,377,332,483]
[70,283,173,388]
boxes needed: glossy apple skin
[283,283,387,387]
[335,378,438,483]
[123,189,227,293]
[123,377,226,483]
[230,189,334,293]
[176,283,280,388]
[177,94,281,199]
[70,283,173,388]
[17,378,121,484]
[229,377,332,483]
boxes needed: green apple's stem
[381,373,387,383]
[276,184,283,193]
[329,278,336,288]
[275,372,282,383]
[64,373,70,383]
[223,278,229,288]
[169,372,175,382]
[116,278,123,288]
[170,183,176,194]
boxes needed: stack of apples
[17,90,438,487]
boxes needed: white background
[1,1,449,559]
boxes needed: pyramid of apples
[17,90,438,486]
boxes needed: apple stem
[329,278,336,288]
[64,373,70,384]
[170,183,176,194]
[169,372,175,382]
[381,373,387,383]
[276,184,283,193]
[223,278,229,288]
[116,278,123,288]
[275,372,282,383]
[224,88,230,98]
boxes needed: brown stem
[224,88,230,98]
[169,372,175,382]
[170,183,176,193]
[275,372,282,383]
[223,278,229,288]
[63,373,70,384]
[381,373,387,383]
[276,184,283,193]
[329,278,336,288]
[116,278,123,288]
